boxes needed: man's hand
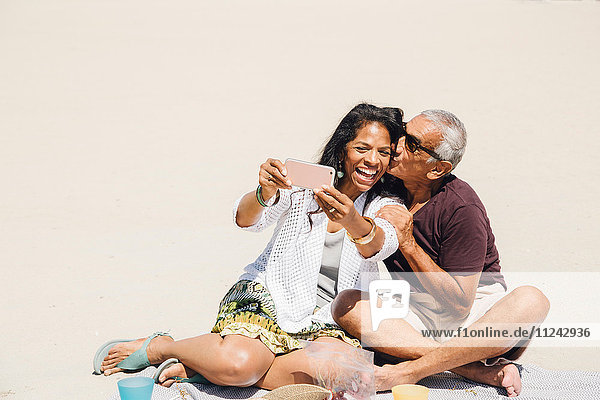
[376,205,415,250]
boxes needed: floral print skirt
[211,280,360,354]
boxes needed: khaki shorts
[405,282,518,366]
[404,282,507,343]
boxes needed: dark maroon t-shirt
[383,175,506,291]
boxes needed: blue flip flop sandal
[93,331,172,375]
[152,358,211,385]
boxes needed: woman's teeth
[356,167,377,179]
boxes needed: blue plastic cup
[117,377,154,400]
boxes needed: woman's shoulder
[371,195,404,212]
[362,191,404,206]
[357,191,404,216]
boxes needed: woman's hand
[313,185,360,226]
[259,158,292,201]
[235,158,290,228]
[315,185,385,257]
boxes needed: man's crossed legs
[330,285,550,397]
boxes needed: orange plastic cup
[391,384,429,400]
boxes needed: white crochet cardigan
[233,188,401,333]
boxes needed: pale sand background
[1,0,599,398]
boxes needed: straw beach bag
[256,383,330,400]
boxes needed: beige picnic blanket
[108,364,600,400]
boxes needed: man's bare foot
[453,363,522,397]
[156,362,198,388]
[375,362,418,391]
[101,335,174,376]
[499,364,522,397]
[375,361,521,397]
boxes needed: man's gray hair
[420,109,467,170]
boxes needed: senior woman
[94,103,405,389]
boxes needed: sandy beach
[1,1,599,398]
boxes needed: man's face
[388,115,443,181]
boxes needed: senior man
[331,110,550,397]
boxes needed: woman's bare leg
[102,333,275,387]
[165,334,275,386]
[255,337,356,390]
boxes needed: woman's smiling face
[338,121,393,199]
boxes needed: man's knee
[511,285,550,317]
[331,289,364,328]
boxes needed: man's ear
[426,160,453,180]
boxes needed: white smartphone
[284,158,335,189]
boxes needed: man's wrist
[398,236,418,254]
[388,360,421,388]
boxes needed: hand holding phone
[284,158,335,189]
[259,158,292,201]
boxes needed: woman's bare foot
[101,335,174,376]
[156,362,198,388]
[453,363,522,397]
